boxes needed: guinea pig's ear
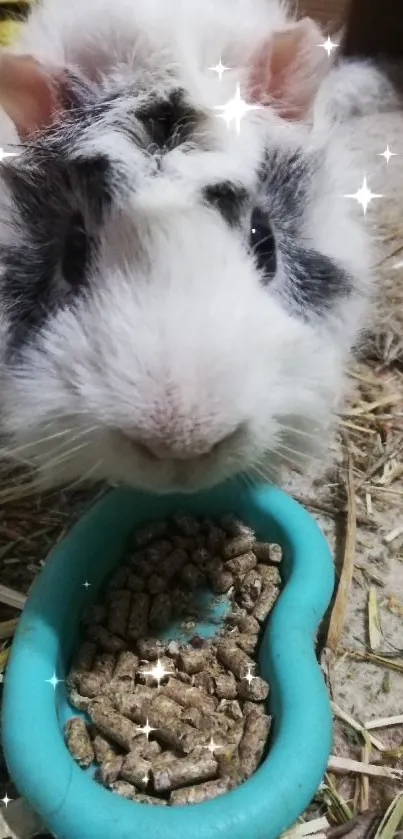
[0,53,68,139]
[247,17,331,120]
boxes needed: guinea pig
[0,0,375,494]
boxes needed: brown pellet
[220,515,255,538]
[236,675,269,702]
[137,638,165,661]
[114,689,155,724]
[93,734,118,764]
[239,709,272,778]
[110,780,137,800]
[205,526,226,553]
[214,673,237,700]
[236,634,259,655]
[153,752,218,792]
[225,551,257,576]
[253,542,277,563]
[121,753,151,789]
[180,563,204,590]
[82,605,108,626]
[147,574,167,595]
[216,643,255,681]
[75,672,105,699]
[134,520,167,546]
[93,653,115,681]
[178,649,210,675]
[67,641,97,685]
[253,585,279,623]
[65,717,94,767]
[170,778,230,805]
[108,565,130,590]
[88,703,141,751]
[223,535,256,560]
[173,513,200,536]
[240,569,262,602]
[149,593,172,629]
[68,688,92,712]
[106,590,131,638]
[162,678,217,714]
[127,592,150,641]
[87,625,126,653]
[98,755,124,786]
[146,539,173,563]
[158,549,188,581]
[113,650,139,683]
[151,694,183,719]
[126,573,145,593]
[192,671,215,695]
[135,793,168,806]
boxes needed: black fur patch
[282,245,352,315]
[203,182,248,227]
[0,148,109,351]
[135,89,199,151]
[259,149,313,235]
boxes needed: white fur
[0,0,377,493]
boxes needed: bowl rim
[2,483,334,839]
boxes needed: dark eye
[250,207,277,281]
[61,212,89,287]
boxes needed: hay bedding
[0,6,402,839]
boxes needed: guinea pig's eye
[250,207,277,281]
[61,212,89,287]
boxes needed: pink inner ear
[248,18,330,120]
[0,54,63,139]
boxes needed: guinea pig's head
[0,14,371,493]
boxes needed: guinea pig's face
[0,67,369,494]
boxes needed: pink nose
[134,427,241,462]
[139,438,216,461]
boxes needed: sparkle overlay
[318,36,338,57]
[379,145,396,164]
[0,794,12,808]
[137,719,157,740]
[142,658,173,687]
[46,672,64,690]
[209,59,230,81]
[82,580,91,589]
[243,665,256,686]
[344,176,383,215]
[214,83,262,134]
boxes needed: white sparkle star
[141,771,150,786]
[137,718,157,740]
[0,148,20,162]
[209,59,230,81]
[379,145,396,164]
[1,794,12,807]
[318,36,338,57]
[214,83,262,134]
[142,658,173,687]
[243,666,256,686]
[206,737,219,754]
[46,671,64,690]
[82,581,91,589]
[344,176,383,215]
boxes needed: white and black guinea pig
[0,0,383,493]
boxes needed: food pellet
[153,753,218,792]
[66,512,282,806]
[64,717,94,767]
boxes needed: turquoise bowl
[2,482,334,839]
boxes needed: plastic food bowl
[2,481,334,839]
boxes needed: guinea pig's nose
[135,428,241,462]
[137,439,214,462]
